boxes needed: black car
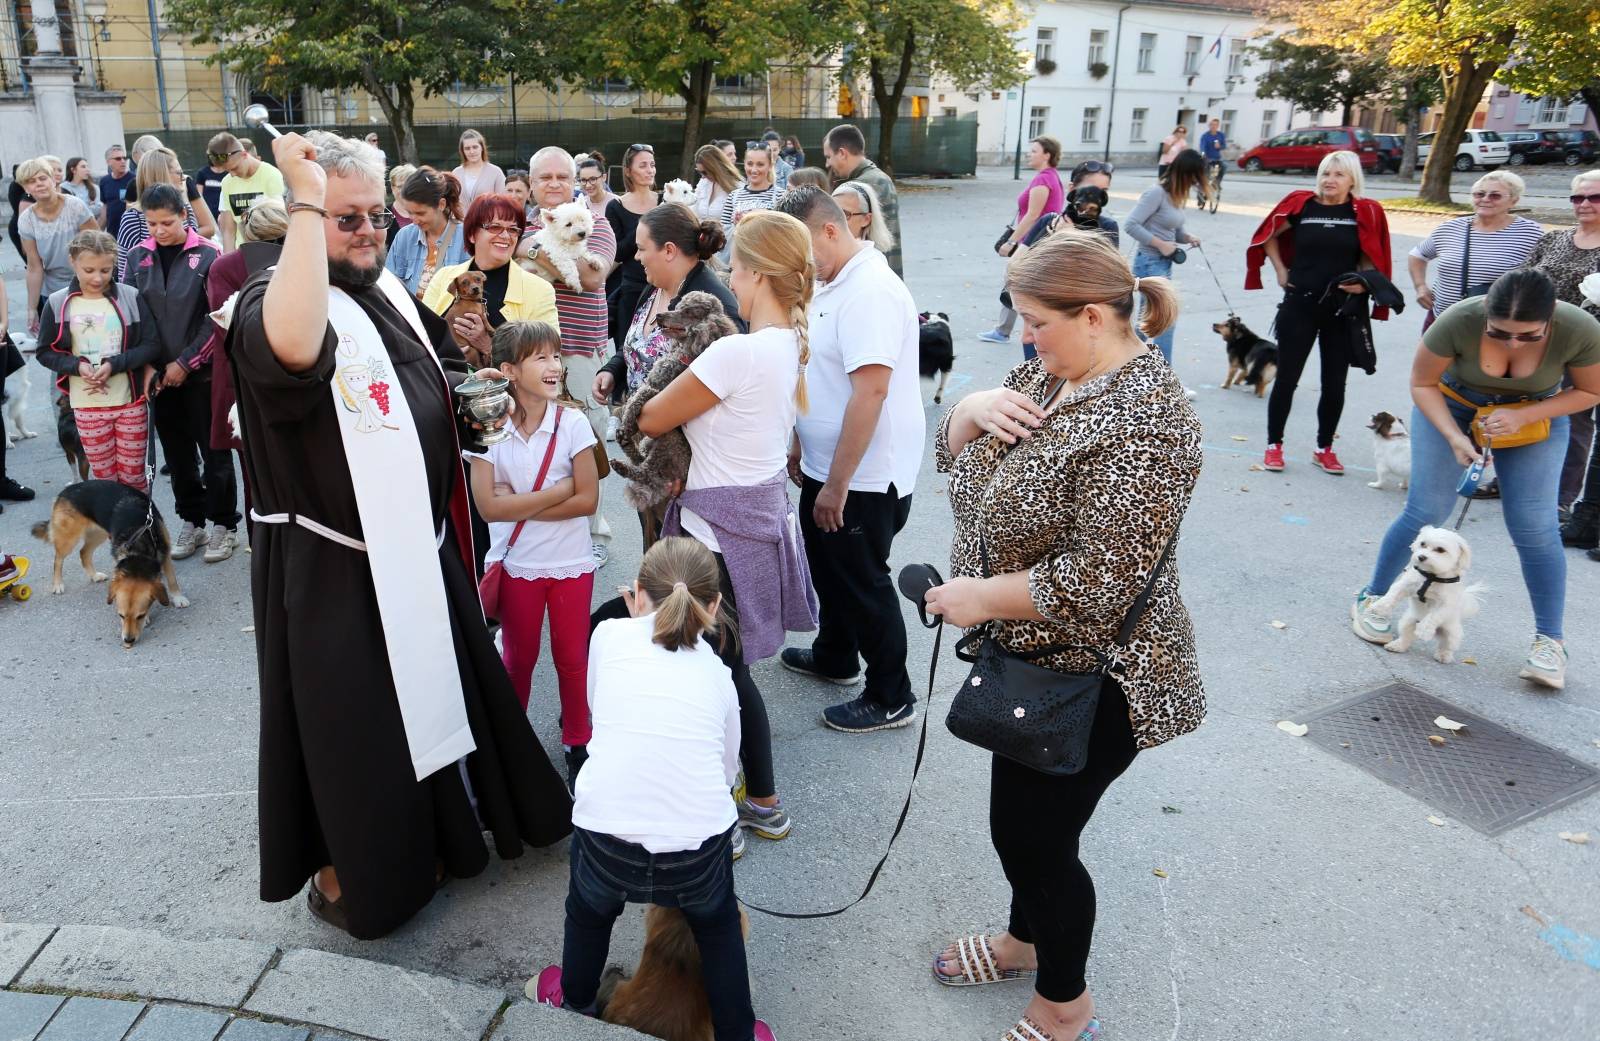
[1501,131,1565,166]
[1555,130,1600,166]
[1372,134,1404,173]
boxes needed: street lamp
[1012,45,1033,180]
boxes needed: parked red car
[1237,126,1382,172]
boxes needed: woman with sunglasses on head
[718,144,781,248]
[1408,171,1542,332]
[605,143,661,352]
[452,129,505,214]
[1352,269,1600,691]
[1537,170,1600,547]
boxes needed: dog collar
[1412,564,1460,603]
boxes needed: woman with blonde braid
[638,209,819,855]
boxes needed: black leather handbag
[947,538,1172,776]
[1461,224,1491,300]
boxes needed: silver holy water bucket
[453,376,514,446]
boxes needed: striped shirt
[1411,215,1544,316]
[720,184,781,242]
[526,209,616,356]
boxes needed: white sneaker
[1519,635,1567,690]
[171,521,208,560]
[605,415,619,442]
[1182,385,1198,400]
[592,542,610,568]
[203,525,238,563]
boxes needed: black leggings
[989,678,1138,1003]
[588,552,776,801]
[1267,291,1351,449]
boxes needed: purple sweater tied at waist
[662,472,818,664]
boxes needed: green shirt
[1423,296,1600,396]
[218,162,286,246]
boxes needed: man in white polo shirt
[775,186,924,733]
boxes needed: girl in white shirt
[467,321,599,786]
[537,536,775,1041]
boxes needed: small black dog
[57,395,89,484]
[1213,316,1279,397]
[917,312,955,403]
[1065,185,1111,231]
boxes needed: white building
[936,0,1290,167]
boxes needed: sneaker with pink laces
[1312,447,1346,475]
[1263,443,1285,471]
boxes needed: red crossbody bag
[478,406,563,623]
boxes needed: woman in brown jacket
[925,230,1205,1041]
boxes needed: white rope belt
[250,510,446,552]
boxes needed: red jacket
[1245,190,1394,320]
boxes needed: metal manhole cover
[1296,682,1600,835]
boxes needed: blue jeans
[561,826,755,1041]
[1132,250,1175,362]
[1365,390,1569,639]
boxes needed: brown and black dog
[443,270,490,366]
[597,905,752,1041]
[31,479,189,646]
[1213,315,1280,397]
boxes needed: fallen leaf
[1427,735,1447,747]
[1592,739,1600,749]
[1152,868,1169,878]
[241,625,255,633]
[1161,805,1182,814]
[1340,742,1351,749]
[1270,620,1288,630]
[1521,905,1547,926]
[1277,720,1309,737]
[1426,815,1446,827]
[1461,657,1478,666]
[1559,831,1590,845]
[1434,716,1467,732]
[1230,435,1248,442]
[1248,463,1265,471]
[1240,485,1251,492]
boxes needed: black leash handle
[738,566,945,920]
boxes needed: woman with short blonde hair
[17,154,98,332]
[1408,168,1541,327]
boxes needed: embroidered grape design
[369,380,392,415]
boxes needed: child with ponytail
[467,320,600,786]
[535,536,776,1041]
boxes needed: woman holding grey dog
[924,230,1204,1041]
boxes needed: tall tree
[165,0,555,165]
[1251,37,1389,126]
[1491,8,1600,141]
[555,0,837,179]
[838,0,1028,174]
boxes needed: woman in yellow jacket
[423,194,557,366]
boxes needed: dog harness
[1412,565,1461,604]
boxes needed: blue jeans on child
[561,826,754,1041]
[1132,249,1175,362]
[1364,384,1569,639]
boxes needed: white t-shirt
[463,404,597,579]
[574,614,741,854]
[798,246,924,495]
[680,326,800,549]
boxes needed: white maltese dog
[533,201,603,293]
[662,179,695,206]
[1369,525,1484,663]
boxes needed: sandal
[306,879,350,933]
[932,934,1037,987]
[1001,1015,1101,1041]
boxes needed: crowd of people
[4,115,1598,1041]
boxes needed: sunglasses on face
[1484,322,1548,342]
[208,149,243,163]
[332,210,395,232]
[1471,191,1507,201]
[1570,192,1600,205]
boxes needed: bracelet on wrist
[287,202,329,218]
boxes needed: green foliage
[1492,6,1600,102]
[1251,37,1389,123]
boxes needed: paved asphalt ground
[2,164,1597,1040]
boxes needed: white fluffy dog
[1367,411,1411,490]
[4,358,36,449]
[1370,526,1483,663]
[533,201,604,293]
[662,179,695,206]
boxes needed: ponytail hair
[728,209,815,413]
[640,202,725,261]
[1008,228,1179,341]
[401,167,463,220]
[636,537,723,651]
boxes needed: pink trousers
[499,571,595,746]
[75,400,149,492]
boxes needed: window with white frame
[1082,106,1102,142]
[1088,29,1107,67]
[1028,106,1049,139]
[1138,33,1156,73]
[1036,27,1056,64]
[1221,109,1237,138]
[1536,95,1565,124]
[1227,39,1246,76]
[1130,107,1148,142]
[1184,36,1203,75]
[1260,109,1278,140]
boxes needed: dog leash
[1192,244,1239,317]
[1450,436,1494,531]
[738,568,944,921]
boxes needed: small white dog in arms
[1369,526,1484,664]
[4,360,37,448]
[662,179,695,206]
[533,201,604,293]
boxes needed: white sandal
[931,934,1037,987]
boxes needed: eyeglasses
[577,176,603,186]
[332,210,396,232]
[479,222,522,238]
[1484,322,1548,342]
[1570,192,1600,205]
[1471,191,1507,201]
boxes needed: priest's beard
[329,241,388,289]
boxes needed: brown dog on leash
[598,905,752,1041]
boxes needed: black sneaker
[564,745,589,792]
[780,648,860,686]
[822,695,916,734]
[0,477,35,502]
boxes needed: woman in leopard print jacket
[925,230,1204,1041]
